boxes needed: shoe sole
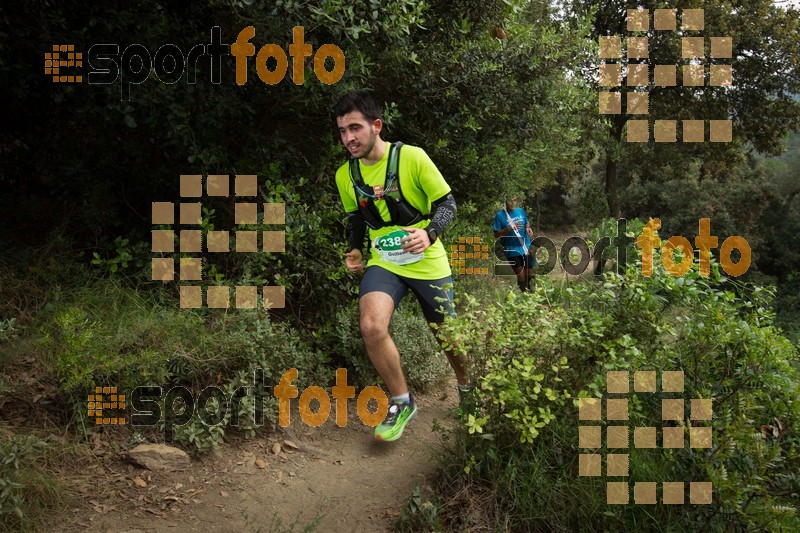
[374,406,418,442]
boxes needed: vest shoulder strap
[387,142,403,183]
[348,142,404,189]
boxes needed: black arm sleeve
[427,192,457,235]
[346,210,367,252]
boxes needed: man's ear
[372,118,383,136]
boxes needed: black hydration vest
[348,142,428,230]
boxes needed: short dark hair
[333,90,382,122]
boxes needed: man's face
[505,196,518,211]
[336,110,381,159]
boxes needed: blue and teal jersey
[493,207,530,257]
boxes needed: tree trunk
[605,152,618,218]
[605,116,625,217]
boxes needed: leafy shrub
[36,278,329,452]
[0,434,64,532]
[397,484,444,532]
[585,216,646,274]
[90,236,149,275]
[0,319,17,344]
[434,254,800,531]
[775,275,800,345]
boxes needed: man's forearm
[427,192,457,235]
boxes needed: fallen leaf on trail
[133,476,147,488]
[145,508,166,518]
[283,440,298,450]
[272,443,282,455]
[255,459,266,469]
[220,491,229,497]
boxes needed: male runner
[333,90,470,441]
[494,195,536,292]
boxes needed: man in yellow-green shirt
[333,91,470,441]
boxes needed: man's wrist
[426,227,438,244]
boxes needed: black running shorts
[359,266,455,324]
[507,253,536,271]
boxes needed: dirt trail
[57,384,457,533]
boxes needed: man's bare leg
[430,324,469,385]
[359,291,408,397]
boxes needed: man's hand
[401,227,430,255]
[526,226,534,238]
[345,249,364,273]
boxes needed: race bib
[373,230,424,266]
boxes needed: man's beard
[357,129,376,159]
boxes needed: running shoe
[374,394,418,441]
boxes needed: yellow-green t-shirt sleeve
[401,146,451,211]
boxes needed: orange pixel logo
[450,236,490,275]
[578,370,714,505]
[599,8,733,143]
[45,44,83,83]
[151,174,286,309]
[88,386,126,425]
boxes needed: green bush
[431,254,800,531]
[34,277,330,452]
[0,434,65,532]
[775,275,800,345]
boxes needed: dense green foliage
[0,433,71,532]
[404,254,800,531]
[569,0,800,216]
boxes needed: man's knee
[360,315,389,343]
